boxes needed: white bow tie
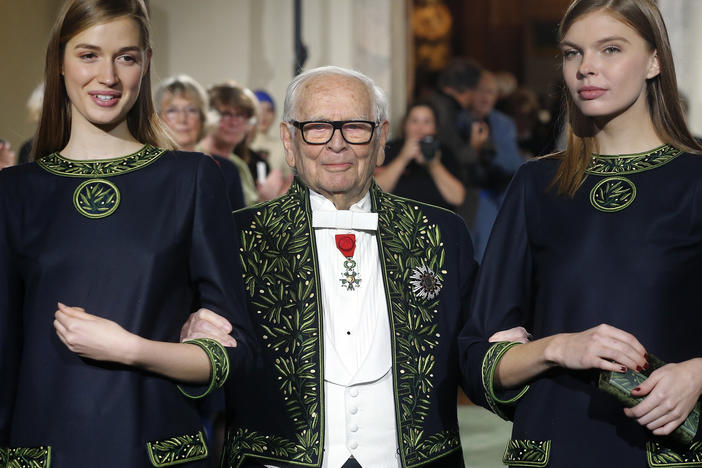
[311,211,378,231]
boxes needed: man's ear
[281,122,296,168]
[376,120,390,166]
[647,50,660,79]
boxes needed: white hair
[282,66,388,123]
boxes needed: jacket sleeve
[188,155,258,381]
[0,172,22,443]
[458,163,534,420]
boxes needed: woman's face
[62,16,148,133]
[258,101,275,133]
[160,93,201,149]
[213,106,250,147]
[404,106,436,140]
[560,10,659,120]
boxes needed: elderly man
[183,66,523,468]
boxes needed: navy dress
[0,146,254,467]
[460,145,702,467]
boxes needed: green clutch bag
[598,354,700,445]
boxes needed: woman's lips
[578,87,606,100]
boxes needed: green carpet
[458,404,512,467]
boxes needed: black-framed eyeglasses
[291,120,377,145]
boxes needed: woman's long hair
[32,0,169,160]
[552,0,702,196]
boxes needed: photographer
[376,102,466,210]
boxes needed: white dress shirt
[266,190,400,468]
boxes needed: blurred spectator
[17,83,44,164]
[504,86,555,157]
[428,58,489,227]
[470,71,525,260]
[0,140,16,170]
[155,75,244,210]
[200,81,283,206]
[375,101,465,210]
[251,89,292,188]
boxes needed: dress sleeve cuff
[482,341,529,420]
[178,338,230,399]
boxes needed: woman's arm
[426,153,466,205]
[54,303,212,384]
[375,139,419,193]
[494,324,648,390]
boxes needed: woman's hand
[624,358,702,436]
[398,138,423,164]
[470,121,490,151]
[545,323,647,373]
[489,326,532,343]
[180,308,237,347]
[54,302,138,364]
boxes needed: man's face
[473,73,499,119]
[281,75,389,207]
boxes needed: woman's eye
[562,49,580,59]
[118,54,138,64]
[603,46,620,54]
[80,53,97,60]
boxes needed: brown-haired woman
[460,0,702,466]
[0,1,253,466]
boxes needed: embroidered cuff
[146,431,208,467]
[502,439,551,467]
[1,446,51,468]
[647,441,702,467]
[481,341,529,420]
[178,338,229,399]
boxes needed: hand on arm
[494,323,647,390]
[180,308,237,347]
[624,357,702,436]
[489,326,532,344]
[54,302,212,384]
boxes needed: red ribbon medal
[336,234,361,291]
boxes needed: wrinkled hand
[54,302,136,363]
[180,308,237,347]
[489,326,532,344]
[548,323,647,373]
[624,358,702,436]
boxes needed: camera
[419,135,440,161]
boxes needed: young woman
[0,1,252,466]
[460,0,702,466]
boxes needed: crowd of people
[2,0,702,467]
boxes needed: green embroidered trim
[589,176,637,212]
[482,341,529,420]
[37,145,165,178]
[584,145,681,213]
[146,431,208,467]
[229,178,322,466]
[178,338,230,399]
[647,441,702,467]
[72,178,121,218]
[585,144,681,176]
[1,446,51,468]
[223,427,319,467]
[373,188,460,466]
[502,440,551,467]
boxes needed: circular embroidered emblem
[589,176,636,212]
[73,179,121,218]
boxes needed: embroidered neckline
[586,144,681,176]
[37,144,165,178]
